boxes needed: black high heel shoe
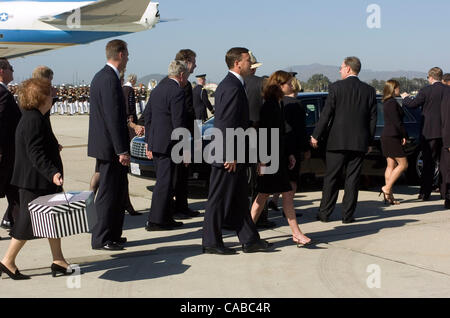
[0,262,31,280]
[51,263,75,277]
[379,189,399,205]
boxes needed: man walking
[88,40,130,251]
[192,74,214,121]
[401,67,447,200]
[202,47,272,254]
[311,56,377,223]
[144,61,190,231]
[0,58,21,232]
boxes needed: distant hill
[285,63,427,82]
[137,74,166,85]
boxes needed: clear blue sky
[10,0,450,84]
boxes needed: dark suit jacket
[193,84,213,121]
[381,97,407,138]
[123,84,137,141]
[441,86,450,148]
[244,74,264,125]
[144,78,186,155]
[184,81,195,133]
[11,109,63,191]
[0,85,22,196]
[213,72,250,166]
[283,95,309,153]
[403,82,447,139]
[312,76,377,152]
[88,65,129,161]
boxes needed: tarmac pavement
[1,115,450,298]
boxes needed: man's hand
[402,138,407,146]
[134,125,145,137]
[366,146,373,154]
[58,144,64,152]
[310,136,319,149]
[224,161,237,173]
[288,155,296,170]
[400,93,410,99]
[119,154,130,166]
[145,144,153,160]
[257,162,266,176]
[53,172,63,186]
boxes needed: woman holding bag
[0,78,74,280]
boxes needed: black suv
[129,93,431,186]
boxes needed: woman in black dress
[0,78,74,280]
[250,71,311,246]
[380,80,408,204]
[267,78,311,213]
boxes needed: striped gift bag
[28,191,97,239]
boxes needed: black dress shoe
[316,215,329,223]
[116,237,127,244]
[168,219,184,227]
[202,246,237,255]
[50,263,75,277]
[445,199,450,209]
[418,193,430,201]
[242,240,274,253]
[173,212,192,220]
[267,201,280,211]
[256,219,276,229]
[342,218,356,224]
[181,208,201,217]
[94,243,124,251]
[145,221,183,231]
[0,220,13,230]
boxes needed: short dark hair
[344,56,362,75]
[428,67,443,81]
[106,39,128,60]
[443,73,450,83]
[175,49,196,62]
[225,47,249,69]
[0,58,10,70]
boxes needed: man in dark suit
[88,40,131,251]
[202,47,273,255]
[311,56,377,223]
[143,60,189,231]
[0,58,21,232]
[440,86,450,208]
[171,49,200,219]
[401,67,446,200]
[193,74,214,121]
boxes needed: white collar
[124,82,133,87]
[169,77,180,86]
[106,63,120,79]
[229,71,245,86]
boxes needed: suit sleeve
[402,88,426,109]
[170,89,186,130]
[101,78,129,155]
[312,84,336,140]
[24,118,60,183]
[0,91,7,155]
[369,88,378,143]
[143,97,152,146]
[202,89,214,113]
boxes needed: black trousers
[318,151,364,221]
[173,163,189,213]
[91,159,127,248]
[148,153,176,225]
[2,184,19,224]
[202,165,260,248]
[440,147,450,200]
[421,138,442,196]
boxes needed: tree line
[299,74,429,94]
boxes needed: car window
[301,99,320,127]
